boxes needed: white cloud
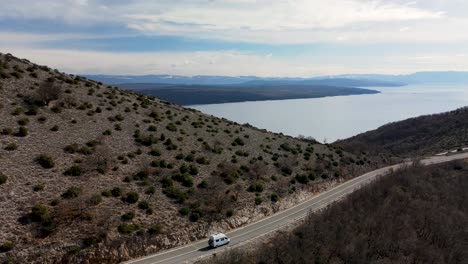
[4,47,468,77]
[0,0,460,44]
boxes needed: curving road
[123,152,468,264]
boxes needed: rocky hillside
[0,53,380,263]
[336,107,468,157]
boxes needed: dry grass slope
[0,52,381,263]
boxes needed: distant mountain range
[84,71,468,87]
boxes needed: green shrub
[88,194,102,205]
[64,143,80,154]
[232,137,245,146]
[37,116,47,123]
[33,184,45,192]
[149,148,161,156]
[50,199,61,206]
[124,192,139,204]
[62,186,82,199]
[17,118,29,126]
[172,173,193,187]
[255,196,263,205]
[226,209,234,218]
[0,241,13,253]
[17,126,28,137]
[121,212,135,221]
[4,143,17,151]
[67,246,81,254]
[138,201,150,210]
[0,173,7,185]
[189,208,203,222]
[163,186,187,203]
[295,174,309,184]
[281,167,293,175]
[63,165,82,176]
[189,165,199,175]
[118,223,140,235]
[160,177,173,188]
[166,123,177,132]
[31,203,49,222]
[196,157,208,164]
[147,224,162,235]
[2,128,13,135]
[82,236,100,248]
[179,207,189,216]
[111,187,122,197]
[248,182,264,193]
[197,180,208,188]
[184,154,194,162]
[35,154,55,169]
[270,193,279,202]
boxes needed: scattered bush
[17,118,29,126]
[163,186,187,203]
[270,193,279,202]
[33,184,45,192]
[36,80,62,106]
[138,201,150,210]
[0,241,13,253]
[111,187,122,197]
[149,148,161,156]
[147,224,162,235]
[189,208,203,222]
[62,186,82,199]
[0,173,7,185]
[4,143,17,151]
[124,192,139,204]
[118,223,140,235]
[82,237,100,248]
[30,203,49,222]
[248,182,264,193]
[17,126,28,137]
[179,207,189,216]
[232,137,245,146]
[88,194,103,205]
[63,165,82,176]
[2,128,12,135]
[197,179,208,189]
[255,196,263,205]
[121,212,135,221]
[35,154,55,169]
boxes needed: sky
[1,0,468,77]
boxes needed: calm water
[190,85,468,143]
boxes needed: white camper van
[208,233,230,248]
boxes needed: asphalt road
[123,152,468,264]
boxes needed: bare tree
[36,80,62,106]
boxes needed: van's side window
[216,239,219,242]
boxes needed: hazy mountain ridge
[85,74,404,87]
[85,71,468,87]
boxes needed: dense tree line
[204,161,468,264]
[336,107,468,157]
